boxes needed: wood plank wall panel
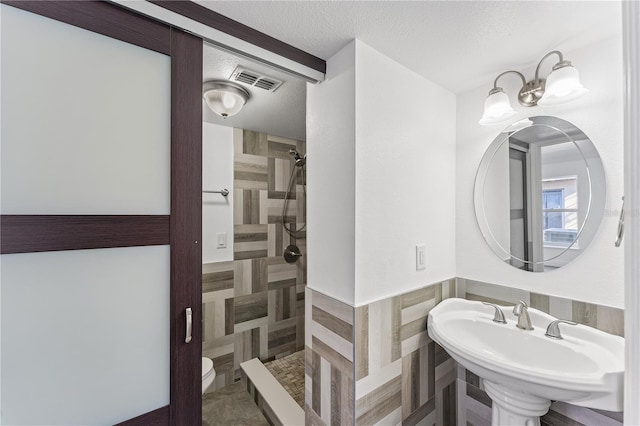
[305,280,457,426]
[1,1,171,55]
[169,27,202,426]
[459,277,625,337]
[354,279,457,426]
[0,215,169,254]
[456,278,625,425]
[305,289,354,426]
[149,0,325,73]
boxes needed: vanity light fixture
[479,50,588,126]
[202,81,250,118]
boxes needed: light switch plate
[216,233,227,248]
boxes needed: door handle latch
[185,307,192,343]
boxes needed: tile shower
[202,129,306,392]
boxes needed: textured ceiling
[203,43,306,141]
[197,0,621,94]
[200,1,621,141]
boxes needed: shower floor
[263,350,305,408]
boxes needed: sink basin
[427,298,624,425]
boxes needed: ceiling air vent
[229,66,283,92]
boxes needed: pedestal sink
[427,298,624,426]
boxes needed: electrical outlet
[416,244,426,271]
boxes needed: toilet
[202,357,216,394]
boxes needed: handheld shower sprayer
[288,149,306,167]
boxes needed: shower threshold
[240,358,305,426]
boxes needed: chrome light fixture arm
[534,50,566,82]
[490,70,527,94]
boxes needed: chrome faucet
[512,300,534,330]
[545,319,577,339]
[482,302,507,323]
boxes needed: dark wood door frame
[149,0,326,74]
[0,1,202,424]
[169,26,203,426]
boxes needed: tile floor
[202,381,269,426]
[263,350,305,408]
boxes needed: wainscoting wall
[305,278,624,426]
[305,279,457,425]
[457,278,624,426]
[202,130,306,392]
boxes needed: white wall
[202,122,234,264]
[306,40,357,305]
[353,41,457,306]
[307,40,457,307]
[456,36,624,308]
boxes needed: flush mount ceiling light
[479,50,588,126]
[202,81,250,119]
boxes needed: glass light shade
[204,90,246,118]
[537,65,588,106]
[479,89,517,126]
[202,82,250,118]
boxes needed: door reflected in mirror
[474,116,606,272]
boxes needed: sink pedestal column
[484,381,551,426]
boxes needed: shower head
[289,149,306,167]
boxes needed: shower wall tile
[203,129,306,393]
[202,261,237,390]
[234,131,304,262]
[234,292,268,324]
[268,137,299,160]
[234,152,268,190]
[202,261,235,293]
[233,224,268,260]
[241,130,268,156]
[456,278,624,425]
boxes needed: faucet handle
[482,302,507,324]
[512,300,528,316]
[545,319,578,340]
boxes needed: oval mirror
[474,116,606,272]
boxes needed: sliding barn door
[0,2,201,424]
